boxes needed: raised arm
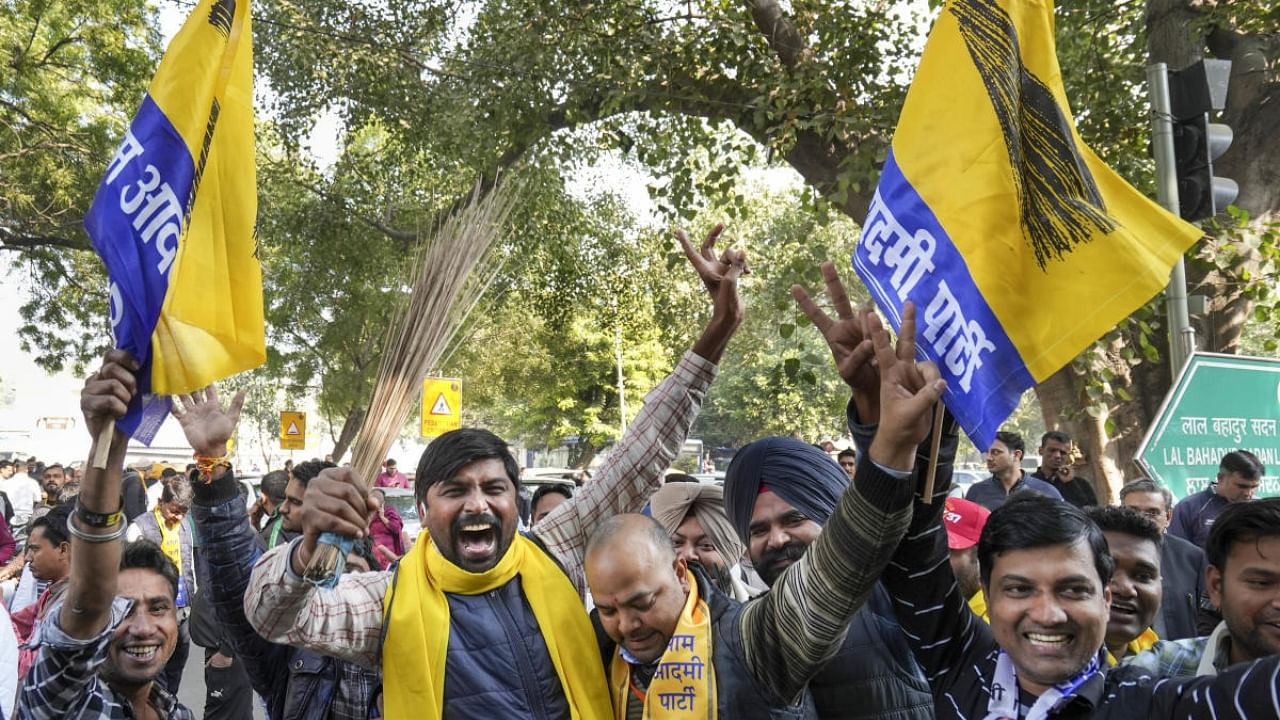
[17,354,139,719]
[59,350,138,640]
[533,225,744,593]
[740,305,947,701]
[172,387,294,701]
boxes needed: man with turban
[648,482,762,601]
[718,269,940,720]
[723,436,935,719]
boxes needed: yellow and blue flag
[854,0,1202,449]
[85,0,263,443]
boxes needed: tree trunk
[568,443,598,471]
[1032,0,1280,501]
[1035,365,1122,502]
[331,406,366,463]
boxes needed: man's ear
[674,556,690,592]
[1206,564,1223,607]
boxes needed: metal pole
[1147,63,1196,378]
[615,322,627,434]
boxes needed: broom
[302,179,519,585]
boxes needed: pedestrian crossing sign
[280,411,306,450]
[421,378,462,438]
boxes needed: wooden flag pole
[921,403,945,505]
[91,419,116,470]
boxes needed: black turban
[722,436,850,544]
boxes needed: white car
[949,469,986,499]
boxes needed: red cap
[943,497,990,550]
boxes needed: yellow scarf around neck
[381,532,612,719]
[610,577,717,720]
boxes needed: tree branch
[0,225,89,251]
[744,0,808,67]
[277,170,422,245]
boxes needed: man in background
[1169,450,1262,549]
[375,458,409,489]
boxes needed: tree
[248,0,1280,493]
[1,0,158,371]
[690,191,866,447]
[7,0,1279,486]
[1031,0,1280,499]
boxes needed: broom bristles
[302,180,520,582]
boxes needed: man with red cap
[943,497,991,619]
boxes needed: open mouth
[457,523,497,560]
[1024,632,1072,648]
[122,645,160,662]
[1110,602,1139,621]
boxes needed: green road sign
[1136,352,1280,501]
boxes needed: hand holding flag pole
[91,420,116,470]
[84,0,263,462]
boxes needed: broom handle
[921,403,945,505]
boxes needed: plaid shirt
[245,350,717,669]
[1120,621,1236,679]
[17,598,194,720]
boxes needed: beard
[756,541,808,587]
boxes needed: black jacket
[190,473,379,720]
[1155,533,1208,642]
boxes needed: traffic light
[1166,59,1237,221]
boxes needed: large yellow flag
[853,0,1202,448]
[85,0,263,442]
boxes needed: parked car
[237,474,262,504]
[687,472,725,486]
[949,469,986,499]
[521,467,584,487]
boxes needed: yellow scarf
[1105,627,1160,666]
[154,508,182,574]
[610,577,717,720]
[968,591,989,622]
[381,533,612,719]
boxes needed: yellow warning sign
[421,378,462,438]
[280,411,306,450]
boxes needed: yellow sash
[154,508,182,574]
[610,578,717,719]
[381,533,612,719]
[1105,626,1160,666]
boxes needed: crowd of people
[3,228,1279,719]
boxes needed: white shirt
[1,475,42,529]
[146,479,164,511]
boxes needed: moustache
[758,541,808,583]
[451,512,503,536]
